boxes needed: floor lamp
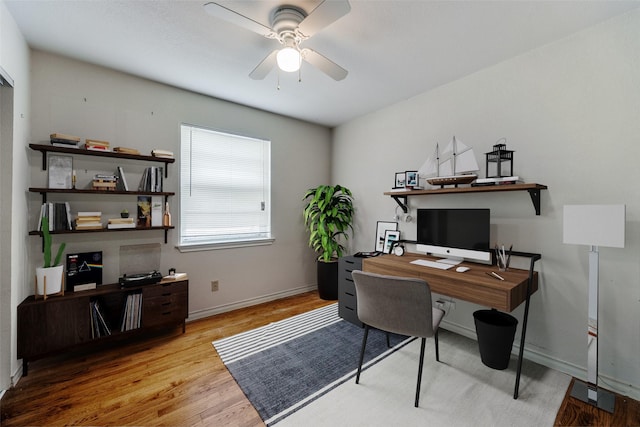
[562,204,625,413]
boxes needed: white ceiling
[5,0,640,127]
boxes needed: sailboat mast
[435,143,440,177]
[452,136,458,175]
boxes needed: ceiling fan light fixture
[276,47,301,72]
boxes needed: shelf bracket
[391,195,408,213]
[527,188,542,215]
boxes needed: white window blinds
[180,124,271,248]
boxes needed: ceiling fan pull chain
[277,68,281,91]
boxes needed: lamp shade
[563,204,625,248]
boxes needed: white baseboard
[440,319,640,401]
[187,285,317,322]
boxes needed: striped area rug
[212,303,412,425]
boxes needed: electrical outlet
[211,280,219,292]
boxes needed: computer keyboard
[410,259,454,270]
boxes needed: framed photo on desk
[383,230,400,254]
[375,221,398,252]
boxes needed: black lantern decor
[485,139,514,178]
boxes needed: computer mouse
[456,266,470,272]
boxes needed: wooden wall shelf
[384,183,548,215]
[29,143,175,177]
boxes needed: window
[179,124,271,250]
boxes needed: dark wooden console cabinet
[17,279,188,375]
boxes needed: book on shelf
[107,222,136,229]
[137,196,151,227]
[137,167,163,192]
[50,133,81,142]
[114,146,141,155]
[472,176,521,186]
[50,139,81,148]
[151,196,163,227]
[108,217,135,224]
[151,148,174,158]
[84,139,110,151]
[116,166,129,191]
[75,211,103,230]
[37,202,72,232]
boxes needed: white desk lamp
[563,204,625,413]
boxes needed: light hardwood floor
[1,290,638,426]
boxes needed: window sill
[176,238,275,252]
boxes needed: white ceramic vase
[36,265,64,295]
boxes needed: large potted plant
[303,185,354,300]
[36,217,66,296]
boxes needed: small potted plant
[35,217,66,296]
[121,209,129,218]
[303,185,354,300]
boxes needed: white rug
[277,330,571,427]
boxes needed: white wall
[333,9,640,399]
[28,51,331,319]
[0,0,30,390]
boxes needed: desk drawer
[339,256,363,327]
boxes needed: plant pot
[35,265,64,296]
[317,260,339,300]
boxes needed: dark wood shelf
[29,187,175,202]
[385,182,548,215]
[29,143,175,177]
[29,226,174,236]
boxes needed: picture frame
[375,221,398,252]
[394,172,405,189]
[48,155,73,189]
[405,170,418,188]
[383,230,401,254]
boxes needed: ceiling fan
[203,1,350,81]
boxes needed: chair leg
[415,337,426,407]
[356,325,370,384]
[386,332,391,348]
[435,330,440,362]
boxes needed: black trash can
[473,309,518,370]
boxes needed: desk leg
[513,288,532,399]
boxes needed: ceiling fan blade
[302,49,348,81]
[249,50,278,80]
[203,2,275,37]
[297,0,351,38]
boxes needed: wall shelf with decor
[29,143,175,177]
[385,183,548,215]
[29,143,176,244]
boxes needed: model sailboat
[418,136,479,187]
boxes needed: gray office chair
[352,270,445,407]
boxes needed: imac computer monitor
[416,208,491,263]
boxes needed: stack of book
[151,149,174,158]
[92,174,118,191]
[121,292,143,331]
[84,139,110,151]
[50,133,81,148]
[107,217,135,229]
[75,212,102,230]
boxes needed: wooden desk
[361,252,542,400]
[363,254,538,312]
